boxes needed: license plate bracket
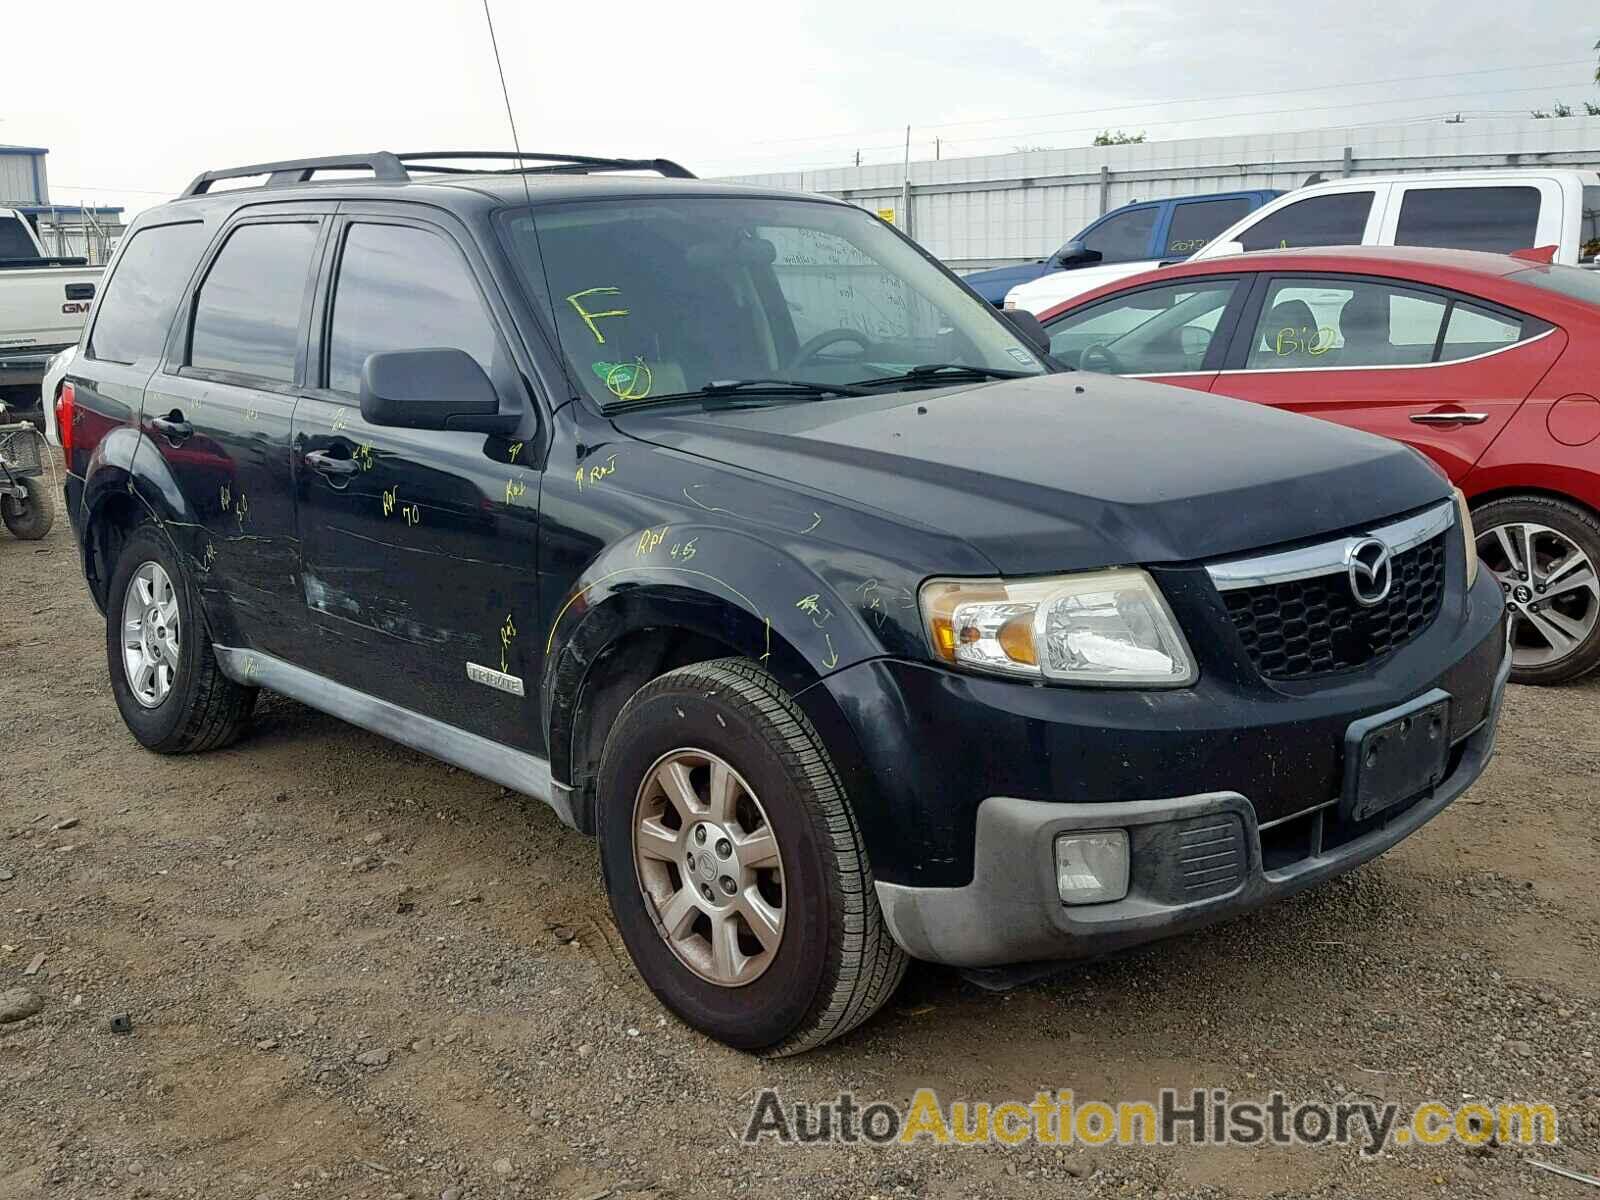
[1342,689,1452,823]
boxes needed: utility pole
[854,149,861,167]
[901,126,912,237]
[935,137,941,160]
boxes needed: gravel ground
[1,475,1597,1199]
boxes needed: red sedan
[1038,246,1600,684]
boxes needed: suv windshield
[501,196,1048,409]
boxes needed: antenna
[481,0,534,208]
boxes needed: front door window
[1045,281,1238,374]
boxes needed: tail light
[55,381,75,463]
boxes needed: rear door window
[326,222,508,395]
[1244,276,1536,369]
[188,221,320,383]
[1164,198,1253,256]
[86,222,209,364]
[1238,193,1373,252]
[1246,278,1446,368]
[1080,207,1159,263]
[1394,186,1541,253]
[0,216,37,258]
[1438,302,1523,362]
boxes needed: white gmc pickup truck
[0,207,101,409]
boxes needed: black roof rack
[179,150,695,198]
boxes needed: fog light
[1054,831,1130,905]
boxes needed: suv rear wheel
[1473,495,1600,685]
[105,525,257,751]
[596,657,907,1055]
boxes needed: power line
[948,78,1599,152]
[735,57,1597,150]
[52,183,178,196]
[704,77,1599,173]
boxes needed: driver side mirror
[360,348,519,434]
[1052,240,1103,268]
[1002,309,1051,356]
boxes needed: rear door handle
[151,413,193,441]
[1410,412,1489,425]
[304,449,359,478]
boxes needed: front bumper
[874,630,1512,969]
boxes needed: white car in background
[40,344,75,445]
[1004,168,1600,314]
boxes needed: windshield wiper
[702,377,871,397]
[852,363,1036,389]
[603,377,869,413]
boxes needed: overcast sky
[4,0,1597,220]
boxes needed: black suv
[61,151,1510,1054]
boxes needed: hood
[613,373,1450,576]
[963,260,1051,303]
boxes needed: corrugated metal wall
[719,118,1600,269]
[0,148,48,207]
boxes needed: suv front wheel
[105,525,257,751]
[596,658,907,1055]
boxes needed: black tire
[596,657,908,1055]
[104,524,257,752]
[1,476,54,540]
[1472,494,1600,685]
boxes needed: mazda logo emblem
[1346,537,1393,607]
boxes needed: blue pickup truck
[964,188,1281,305]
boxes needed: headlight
[1453,488,1479,588]
[920,569,1197,686]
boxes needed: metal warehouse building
[719,117,1600,271]
[1,144,125,263]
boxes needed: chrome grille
[1205,503,1454,683]
[1223,534,1447,680]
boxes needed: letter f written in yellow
[566,287,629,345]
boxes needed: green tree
[1092,130,1147,146]
[1533,38,1600,116]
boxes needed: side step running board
[212,647,574,828]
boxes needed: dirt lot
[2,476,1598,1200]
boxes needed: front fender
[541,522,882,736]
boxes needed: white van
[1005,168,1600,314]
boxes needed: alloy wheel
[1476,521,1599,671]
[121,561,181,708]
[631,748,786,986]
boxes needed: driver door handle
[1410,412,1488,425]
[304,449,359,477]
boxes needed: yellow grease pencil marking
[565,287,629,345]
[546,565,764,657]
